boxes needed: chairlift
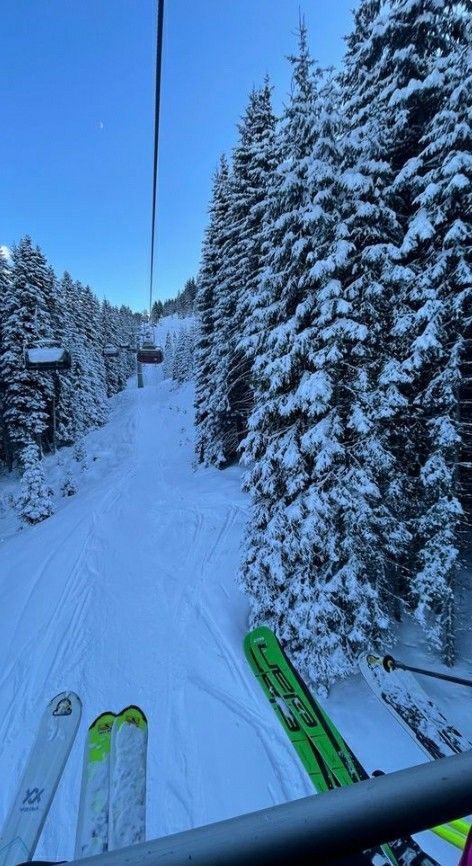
[103,344,120,358]
[137,345,163,364]
[24,343,72,372]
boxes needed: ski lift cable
[149,0,165,319]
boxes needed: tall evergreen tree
[0,237,53,456]
[55,273,108,445]
[194,156,232,465]
[76,283,108,430]
[163,332,174,379]
[101,299,123,396]
[0,251,13,469]
[240,27,390,689]
[207,81,278,466]
[150,300,164,323]
[240,18,414,688]
[347,0,471,658]
[172,330,193,383]
[391,36,471,658]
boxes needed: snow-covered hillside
[0,359,469,865]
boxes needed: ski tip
[88,710,116,731]
[50,692,82,716]
[244,625,277,649]
[115,705,148,727]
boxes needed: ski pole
[382,655,472,688]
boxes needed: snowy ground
[0,335,470,865]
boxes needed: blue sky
[1,1,354,311]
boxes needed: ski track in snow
[0,358,467,866]
[0,368,313,862]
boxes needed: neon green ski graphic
[75,711,116,858]
[244,627,441,866]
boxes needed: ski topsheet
[75,711,116,859]
[244,627,440,866]
[358,653,472,760]
[0,692,82,866]
[75,706,148,857]
[108,706,148,851]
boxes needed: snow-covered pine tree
[335,0,419,628]
[172,330,193,384]
[240,23,394,690]
[0,237,53,459]
[172,331,184,382]
[194,156,232,465]
[207,82,278,466]
[241,10,422,688]
[0,251,13,470]
[163,331,174,379]
[150,300,164,324]
[236,78,279,377]
[345,0,471,660]
[239,24,327,677]
[180,278,197,316]
[76,283,108,430]
[43,264,65,342]
[101,299,124,396]
[16,441,54,524]
[55,272,102,446]
[390,30,471,661]
[187,318,198,379]
[54,272,78,446]
[119,304,137,379]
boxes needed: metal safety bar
[62,750,472,866]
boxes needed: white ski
[108,706,148,851]
[0,691,81,866]
[359,653,472,759]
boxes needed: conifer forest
[193,3,471,689]
[1,0,471,696]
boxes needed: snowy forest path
[0,371,313,862]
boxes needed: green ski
[75,711,116,858]
[244,627,439,866]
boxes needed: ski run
[0,339,471,865]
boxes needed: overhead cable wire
[149,0,165,317]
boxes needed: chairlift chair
[103,344,120,358]
[24,344,72,372]
[137,345,163,364]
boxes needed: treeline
[152,278,197,322]
[193,1,471,689]
[0,236,139,477]
[162,324,197,384]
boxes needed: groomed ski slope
[0,334,470,865]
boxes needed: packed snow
[0,335,470,865]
